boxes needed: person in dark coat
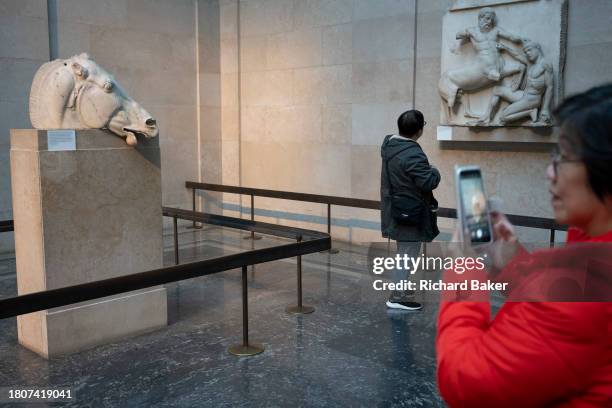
[380,109,441,310]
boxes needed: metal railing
[0,208,330,356]
[186,181,567,246]
[1,183,568,244]
[0,182,567,355]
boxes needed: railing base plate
[228,343,264,356]
[243,234,263,240]
[285,305,315,314]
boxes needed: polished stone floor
[0,225,448,407]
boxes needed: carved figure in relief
[29,53,158,146]
[438,7,525,117]
[470,40,553,125]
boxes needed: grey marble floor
[0,226,446,407]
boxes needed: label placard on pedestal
[47,130,76,151]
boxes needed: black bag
[385,146,427,226]
[390,193,425,225]
[427,194,440,237]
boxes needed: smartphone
[455,165,493,244]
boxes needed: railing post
[188,188,202,229]
[286,235,315,314]
[323,203,339,254]
[173,216,179,265]
[251,194,255,240]
[550,228,556,248]
[244,193,262,240]
[228,266,264,356]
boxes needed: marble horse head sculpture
[29,53,158,146]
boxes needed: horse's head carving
[29,53,158,146]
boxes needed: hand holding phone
[455,166,494,244]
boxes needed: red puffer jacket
[436,229,612,407]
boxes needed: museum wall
[216,0,420,240]
[210,0,612,243]
[199,0,221,185]
[218,0,241,211]
[2,0,612,254]
[199,0,229,214]
[52,0,200,211]
[0,0,49,254]
[0,0,213,254]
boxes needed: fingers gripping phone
[455,166,493,244]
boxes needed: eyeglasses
[549,146,582,177]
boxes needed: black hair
[553,84,612,201]
[397,110,425,138]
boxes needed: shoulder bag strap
[384,145,412,196]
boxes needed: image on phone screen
[459,169,491,243]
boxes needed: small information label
[437,126,453,141]
[47,130,76,151]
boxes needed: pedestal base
[243,234,263,240]
[10,129,167,359]
[18,288,167,358]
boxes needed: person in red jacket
[436,84,612,407]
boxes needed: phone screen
[459,169,492,243]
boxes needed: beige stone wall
[0,0,211,253]
[218,0,241,215]
[223,0,430,240]
[0,0,49,253]
[198,0,227,214]
[213,0,612,243]
[2,0,612,254]
[53,0,200,210]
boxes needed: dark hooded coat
[380,134,440,241]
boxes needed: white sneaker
[386,299,423,311]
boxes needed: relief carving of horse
[29,53,158,146]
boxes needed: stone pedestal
[10,129,167,358]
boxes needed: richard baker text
[373,279,507,292]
